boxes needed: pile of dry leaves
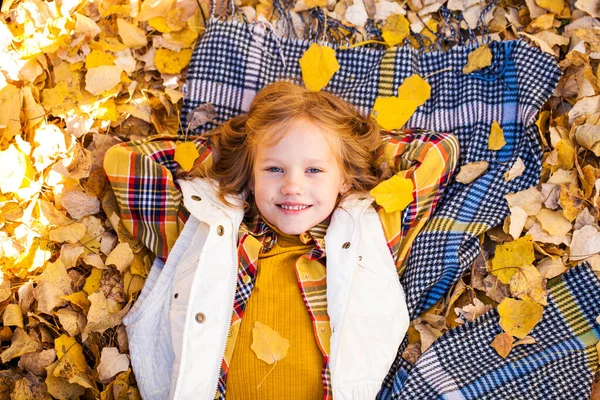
[0,0,599,397]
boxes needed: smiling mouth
[277,204,312,211]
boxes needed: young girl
[104,81,459,399]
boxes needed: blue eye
[267,167,283,173]
[307,168,322,173]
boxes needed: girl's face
[250,119,350,235]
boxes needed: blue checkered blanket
[178,10,600,399]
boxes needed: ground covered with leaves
[1,0,600,397]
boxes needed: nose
[281,174,305,196]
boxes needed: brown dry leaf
[513,335,537,347]
[18,349,57,376]
[3,303,24,329]
[414,322,443,353]
[559,184,586,221]
[56,308,87,337]
[537,256,567,279]
[105,242,134,273]
[506,187,545,216]
[484,274,510,304]
[570,225,600,261]
[491,331,514,358]
[508,206,528,240]
[488,121,506,150]
[0,327,43,363]
[463,45,493,74]
[11,373,50,400]
[504,158,526,182]
[60,190,101,220]
[455,161,489,184]
[454,298,492,324]
[498,298,544,339]
[535,208,573,236]
[83,292,130,338]
[97,347,130,381]
[49,222,87,244]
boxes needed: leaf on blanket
[504,158,525,182]
[369,174,414,213]
[462,45,493,74]
[488,121,506,150]
[372,74,430,130]
[491,331,514,358]
[174,142,200,172]
[381,14,410,46]
[455,161,488,184]
[490,235,536,284]
[498,298,543,339]
[299,43,340,92]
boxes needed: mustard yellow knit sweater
[226,222,324,399]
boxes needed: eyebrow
[261,158,329,164]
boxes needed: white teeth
[280,205,309,211]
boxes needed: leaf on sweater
[251,321,290,364]
[299,43,339,92]
[498,298,543,339]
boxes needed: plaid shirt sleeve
[103,135,213,261]
[373,129,460,276]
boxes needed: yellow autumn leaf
[299,43,339,92]
[535,208,572,237]
[305,0,327,6]
[154,48,193,74]
[370,174,415,213]
[556,140,575,169]
[2,304,24,329]
[509,264,548,306]
[117,18,148,48]
[536,0,565,14]
[251,321,290,365]
[85,50,116,69]
[382,14,410,47]
[0,144,35,194]
[85,65,123,96]
[490,235,536,284]
[498,298,543,339]
[174,142,200,172]
[148,17,173,32]
[488,121,506,150]
[462,45,493,74]
[396,74,431,108]
[83,268,103,294]
[372,97,418,130]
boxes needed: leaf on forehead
[370,173,414,213]
[299,43,339,92]
[382,14,410,47]
[488,121,506,150]
[463,45,493,74]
